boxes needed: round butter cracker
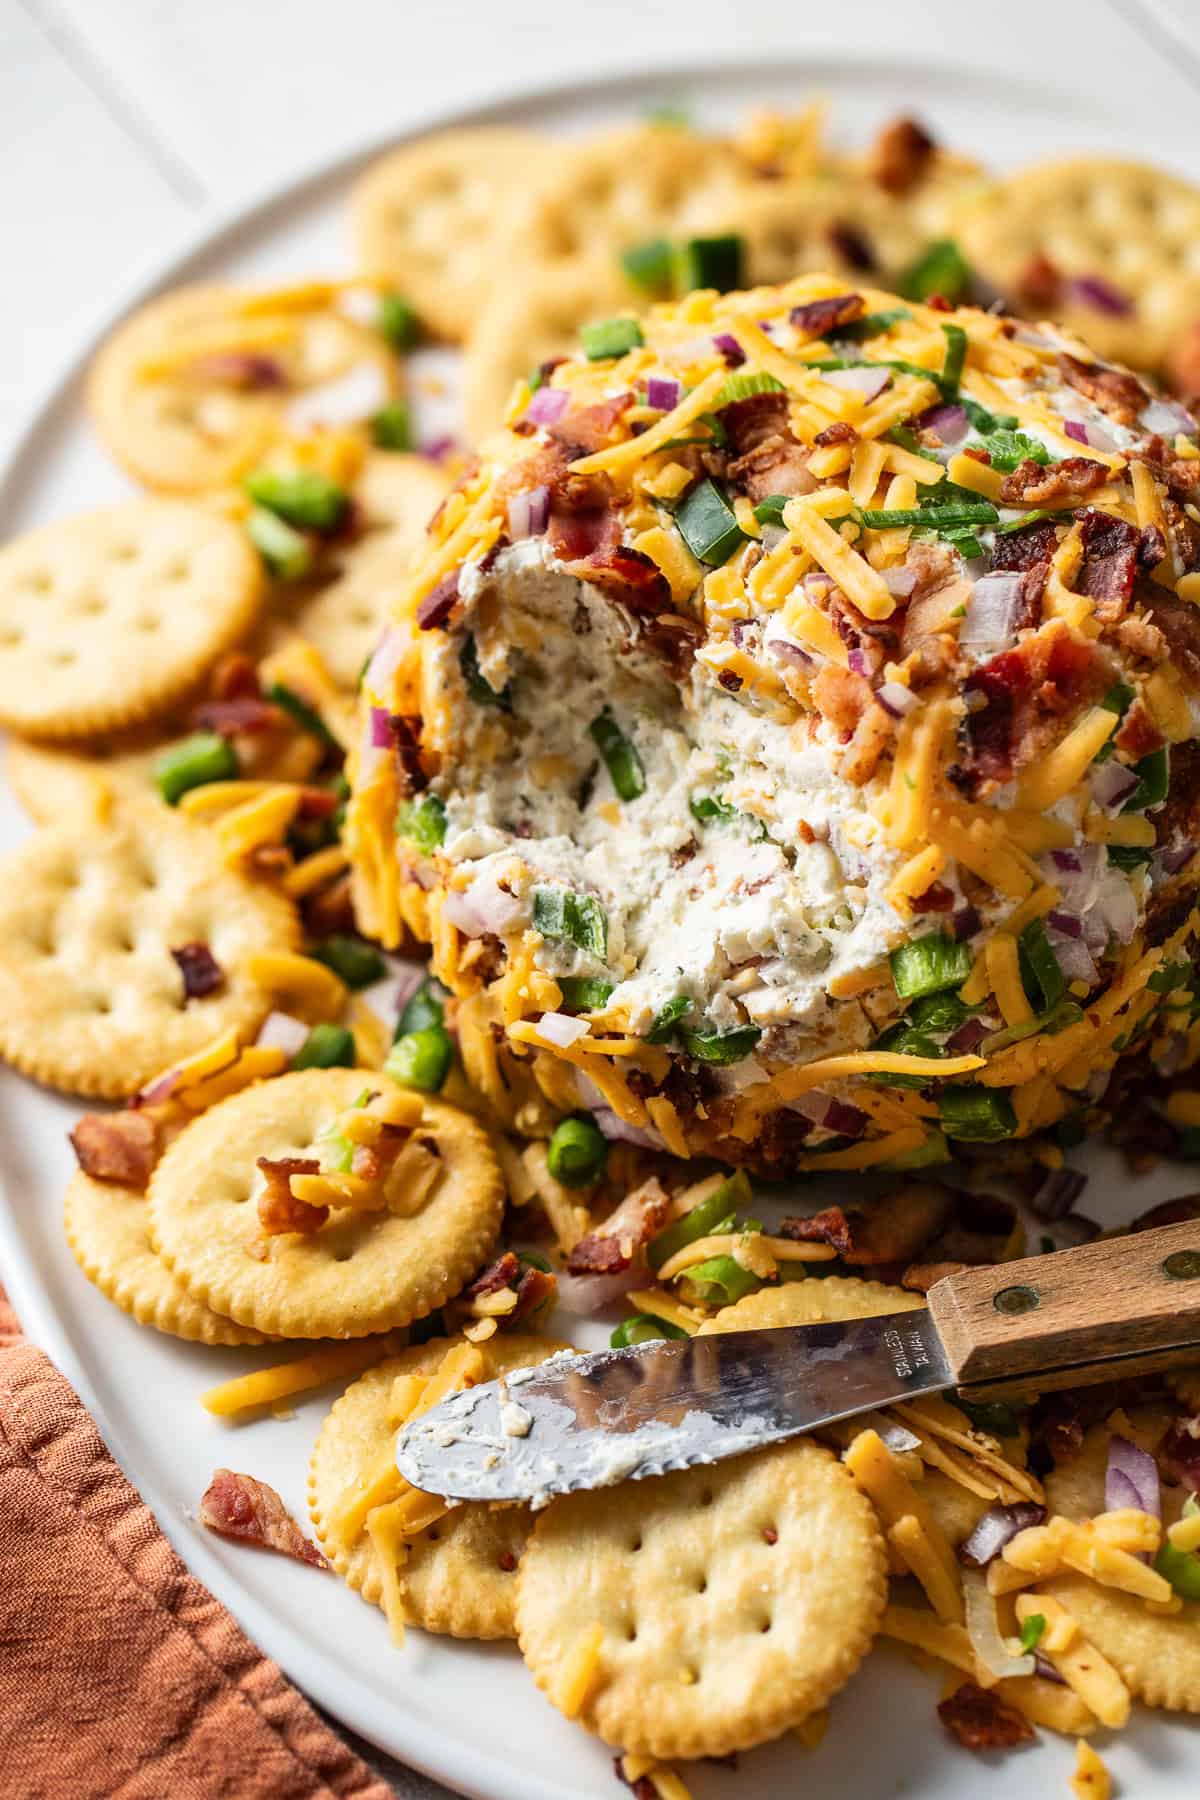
[0,501,262,739]
[516,1438,887,1758]
[352,130,544,343]
[0,800,297,1097]
[309,1332,568,1634]
[148,1075,504,1339]
[64,1169,268,1345]
[696,1276,926,1334]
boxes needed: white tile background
[3,3,1199,1791]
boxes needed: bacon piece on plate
[199,1469,328,1569]
[547,393,633,456]
[726,392,817,502]
[937,1680,1035,1751]
[565,1177,671,1276]
[788,292,866,336]
[255,1156,327,1235]
[867,117,936,194]
[170,941,225,1000]
[69,1109,161,1190]
[960,620,1109,791]
[998,456,1108,506]
[1059,352,1148,427]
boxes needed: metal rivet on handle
[1162,1249,1200,1281]
[993,1284,1040,1316]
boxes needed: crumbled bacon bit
[998,456,1108,506]
[901,1260,968,1294]
[828,220,876,272]
[717,669,743,693]
[190,351,287,392]
[811,664,872,739]
[1159,1414,1200,1491]
[725,391,816,502]
[70,1109,161,1190]
[466,1250,522,1299]
[170,941,225,1000]
[913,881,955,913]
[497,1550,518,1573]
[781,1184,954,1267]
[789,293,866,336]
[1059,352,1148,427]
[565,1178,670,1276]
[1114,698,1164,760]
[255,1156,326,1235]
[813,420,858,448]
[989,518,1062,573]
[762,1525,778,1545]
[192,695,282,736]
[937,1681,1035,1752]
[613,1756,656,1800]
[199,1469,328,1569]
[1140,585,1200,691]
[642,611,704,679]
[546,393,633,456]
[840,697,894,786]
[1017,252,1062,310]
[1112,612,1166,665]
[247,845,292,879]
[389,712,428,794]
[564,546,671,617]
[960,620,1109,791]
[1076,508,1141,624]
[867,116,936,194]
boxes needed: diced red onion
[877,680,918,719]
[1050,849,1082,874]
[1070,275,1134,317]
[952,904,982,942]
[958,1503,1048,1568]
[591,1108,667,1150]
[1140,397,1197,436]
[524,386,569,426]
[1092,867,1139,945]
[958,571,1026,649]
[1160,840,1196,876]
[507,483,550,539]
[443,873,524,939]
[368,705,392,749]
[712,331,745,367]
[847,648,869,676]
[883,564,917,599]
[646,375,682,412]
[1090,759,1139,813]
[416,568,460,630]
[947,1016,989,1054]
[1046,927,1097,988]
[536,1011,589,1048]
[1064,419,1090,445]
[918,402,968,445]
[256,1011,310,1058]
[137,1068,181,1106]
[1047,908,1082,937]
[363,626,406,699]
[962,1570,1036,1680]
[555,1266,643,1314]
[668,335,723,367]
[787,1092,867,1139]
[1031,1166,1088,1222]
[768,636,814,670]
[823,365,891,402]
[1034,1653,1067,1686]
[420,434,457,463]
[1106,1435,1161,1521]
[1048,844,1103,915]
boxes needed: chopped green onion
[1017,1612,1047,1653]
[531,886,608,959]
[1106,845,1153,873]
[960,396,1018,435]
[890,931,973,999]
[679,1254,761,1305]
[942,529,983,560]
[589,708,646,801]
[689,792,738,825]
[154,732,239,807]
[546,1115,608,1188]
[395,793,446,852]
[1019,917,1067,1011]
[398,977,446,1036]
[646,996,692,1044]
[977,428,1052,472]
[993,507,1071,533]
[938,1086,1018,1142]
[317,1128,355,1173]
[899,239,970,303]
[370,402,412,451]
[907,992,975,1034]
[647,1170,751,1271]
[1121,747,1169,812]
[678,1024,762,1065]
[265,680,338,747]
[884,425,941,460]
[981,1000,1082,1056]
[881,1128,951,1170]
[620,237,674,296]
[386,1024,453,1092]
[292,1022,356,1071]
[558,977,614,1012]
[675,234,744,294]
[1155,1506,1200,1600]
[952,1394,1021,1438]
[1149,959,1194,994]
[244,467,348,533]
[675,478,745,566]
[246,506,314,580]
[610,1313,688,1348]
[310,935,386,991]
[752,494,791,527]
[458,635,512,710]
[859,501,998,530]
[1101,681,1136,719]
[868,1023,942,1087]
[837,307,911,342]
[376,293,421,352]
[712,370,785,409]
[580,317,644,361]
[940,323,967,392]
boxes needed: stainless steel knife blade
[395,1308,953,1504]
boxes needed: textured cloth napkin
[0,1284,422,1800]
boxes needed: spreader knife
[396,1218,1200,1504]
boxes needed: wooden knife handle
[927,1218,1200,1400]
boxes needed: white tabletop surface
[4,2,1200,1794]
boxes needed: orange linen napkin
[0,1286,396,1800]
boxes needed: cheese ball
[349,275,1200,1172]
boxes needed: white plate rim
[5,48,1200,1800]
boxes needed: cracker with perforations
[1042,1411,1200,1712]
[696,1276,926,1334]
[0,501,262,738]
[352,130,543,343]
[4,718,185,823]
[955,157,1200,369]
[516,1438,887,1758]
[0,801,297,1096]
[286,455,449,687]
[148,1075,504,1338]
[64,1169,269,1345]
[309,1332,567,1634]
